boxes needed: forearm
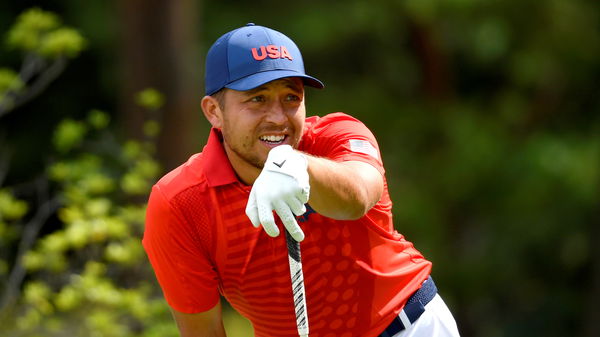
[171,301,227,337]
[306,156,383,220]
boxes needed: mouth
[259,134,288,146]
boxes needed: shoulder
[304,112,366,134]
[301,112,379,152]
[301,113,384,171]
[153,153,210,203]
[145,152,213,249]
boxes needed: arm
[246,144,384,241]
[144,186,224,335]
[306,158,383,220]
[171,300,227,337]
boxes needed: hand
[245,145,310,242]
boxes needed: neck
[223,143,262,186]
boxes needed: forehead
[242,77,304,94]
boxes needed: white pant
[393,294,460,337]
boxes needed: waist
[379,276,438,337]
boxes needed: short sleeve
[142,185,220,313]
[304,113,385,176]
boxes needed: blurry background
[0,0,599,336]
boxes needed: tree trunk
[116,0,207,172]
[408,20,453,101]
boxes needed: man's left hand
[245,145,310,242]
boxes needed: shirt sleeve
[308,113,385,176]
[142,185,220,313]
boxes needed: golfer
[143,23,460,337]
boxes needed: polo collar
[202,128,240,187]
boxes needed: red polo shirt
[143,112,432,337]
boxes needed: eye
[250,95,265,103]
[285,94,300,102]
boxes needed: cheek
[292,108,305,134]
[223,115,257,141]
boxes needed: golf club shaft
[285,230,309,337]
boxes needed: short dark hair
[211,89,226,110]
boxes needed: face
[203,77,306,183]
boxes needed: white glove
[245,145,310,242]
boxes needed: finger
[256,193,279,237]
[295,185,310,204]
[245,189,261,228]
[273,199,305,242]
[285,195,306,216]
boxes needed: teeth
[260,135,285,142]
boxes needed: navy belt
[379,276,437,337]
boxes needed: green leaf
[24,282,54,314]
[38,27,87,58]
[54,286,82,311]
[122,140,143,160]
[121,172,150,195]
[0,189,29,221]
[6,8,60,51]
[84,198,111,217]
[65,220,90,249]
[0,68,23,97]
[87,109,110,129]
[81,173,116,195]
[23,251,45,271]
[53,119,88,153]
[48,162,71,181]
[143,120,161,138]
[105,239,143,265]
[136,88,165,110]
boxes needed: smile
[259,134,287,144]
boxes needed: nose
[263,101,287,125]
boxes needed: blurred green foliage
[0,8,177,337]
[0,68,23,102]
[135,88,165,112]
[0,7,86,116]
[1,105,178,336]
[6,7,85,57]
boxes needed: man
[143,23,460,337]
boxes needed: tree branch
[13,56,67,110]
[0,56,67,119]
[0,178,61,312]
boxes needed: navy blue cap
[204,23,324,95]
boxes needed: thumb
[245,189,261,228]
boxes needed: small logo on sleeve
[349,139,379,159]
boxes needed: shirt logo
[251,45,293,61]
[349,139,379,159]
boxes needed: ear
[201,95,223,129]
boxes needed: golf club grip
[285,230,309,337]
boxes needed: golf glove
[245,145,310,242]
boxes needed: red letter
[252,46,267,60]
[266,45,280,59]
[280,46,293,60]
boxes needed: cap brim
[225,70,324,92]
